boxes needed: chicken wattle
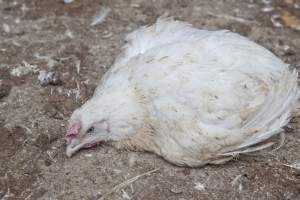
[66,17,299,167]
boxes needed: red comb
[66,122,81,141]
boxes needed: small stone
[38,70,61,86]
[194,182,205,191]
[3,24,10,33]
[170,187,183,194]
[271,14,283,27]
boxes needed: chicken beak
[66,138,85,157]
[66,122,82,157]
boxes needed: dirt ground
[0,0,300,199]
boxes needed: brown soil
[0,0,299,199]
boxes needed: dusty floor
[0,0,300,199]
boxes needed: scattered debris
[15,17,20,24]
[102,31,112,39]
[65,29,74,39]
[281,11,300,30]
[75,60,81,74]
[2,188,14,199]
[231,174,246,192]
[84,153,93,157]
[46,150,57,162]
[206,11,259,24]
[130,0,140,8]
[51,110,65,120]
[3,23,10,33]
[10,61,38,77]
[98,168,159,200]
[169,186,183,194]
[231,175,242,186]
[63,0,75,3]
[194,182,205,191]
[261,6,274,12]
[113,169,122,175]
[34,53,57,69]
[75,80,81,99]
[91,7,111,26]
[284,0,293,5]
[282,44,291,52]
[38,70,61,86]
[21,3,28,12]
[16,124,34,136]
[66,88,81,99]
[270,132,286,152]
[269,11,300,30]
[284,161,300,174]
[262,0,272,4]
[270,14,283,27]
[12,40,21,47]
[121,189,131,200]
[91,192,103,200]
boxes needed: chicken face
[66,118,110,157]
[65,83,144,157]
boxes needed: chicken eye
[87,126,95,133]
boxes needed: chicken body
[66,17,299,167]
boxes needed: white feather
[90,7,111,27]
[68,17,299,166]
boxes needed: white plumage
[66,17,299,167]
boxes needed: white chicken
[66,17,299,167]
